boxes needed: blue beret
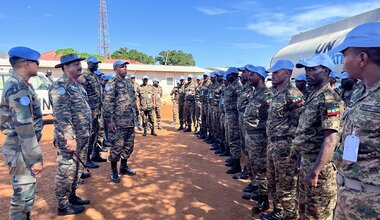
[87,56,101,63]
[8,46,40,61]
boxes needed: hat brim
[55,57,86,68]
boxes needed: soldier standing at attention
[263,60,304,220]
[0,46,44,220]
[152,78,163,130]
[129,75,142,131]
[294,54,344,219]
[82,56,106,168]
[194,75,203,133]
[177,76,186,130]
[103,60,137,183]
[337,72,360,108]
[198,72,212,139]
[170,82,179,125]
[184,74,197,132]
[294,74,312,100]
[136,75,157,137]
[330,22,380,220]
[50,54,92,215]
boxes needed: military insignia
[266,97,272,104]
[20,96,30,106]
[57,87,66,95]
[327,105,341,116]
[292,96,302,104]
[105,84,111,91]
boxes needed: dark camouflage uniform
[1,73,43,219]
[153,85,163,125]
[207,82,217,137]
[266,83,304,219]
[137,84,155,129]
[103,75,136,162]
[178,83,186,127]
[243,86,272,195]
[299,86,313,101]
[293,83,343,219]
[200,80,211,135]
[219,87,226,148]
[194,82,202,130]
[132,81,142,128]
[50,74,92,209]
[185,81,197,128]
[224,79,242,159]
[334,80,380,220]
[170,86,179,123]
[211,82,224,143]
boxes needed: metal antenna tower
[98,0,110,58]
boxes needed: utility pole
[98,0,110,58]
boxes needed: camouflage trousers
[334,183,380,220]
[195,101,202,130]
[109,127,135,162]
[2,136,38,219]
[220,112,226,146]
[178,101,185,126]
[245,131,268,194]
[141,109,154,129]
[299,156,337,220]
[267,138,298,219]
[154,105,161,124]
[239,114,252,177]
[207,104,214,137]
[172,99,178,123]
[186,100,196,128]
[98,112,105,142]
[55,137,89,209]
[225,112,241,160]
[201,103,209,134]
[211,105,220,139]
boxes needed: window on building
[167,77,173,86]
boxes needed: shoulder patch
[105,84,111,91]
[292,96,302,104]
[326,105,341,116]
[57,87,66,95]
[20,96,30,106]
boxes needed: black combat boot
[151,128,158,136]
[242,191,260,200]
[224,157,234,166]
[110,161,120,183]
[57,203,85,216]
[80,171,91,179]
[219,150,231,157]
[232,166,249,179]
[252,195,270,214]
[69,190,90,205]
[177,124,184,130]
[91,152,107,162]
[260,208,283,220]
[210,141,220,151]
[215,142,225,154]
[226,158,242,174]
[120,159,136,176]
[242,183,259,193]
[26,212,31,220]
[143,128,147,136]
[184,126,191,132]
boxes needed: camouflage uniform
[103,75,136,162]
[137,84,155,129]
[207,82,217,138]
[299,86,313,101]
[200,79,212,136]
[132,82,142,128]
[194,82,202,131]
[224,79,242,159]
[170,86,179,123]
[50,74,92,209]
[292,83,343,219]
[184,81,197,129]
[1,73,43,219]
[211,82,224,143]
[243,86,272,195]
[82,69,102,159]
[337,82,361,108]
[219,87,227,148]
[153,85,163,126]
[334,80,380,220]
[266,83,304,219]
[178,83,186,128]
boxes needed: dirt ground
[0,104,264,220]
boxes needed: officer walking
[136,75,157,136]
[152,78,163,130]
[50,54,92,215]
[0,46,44,220]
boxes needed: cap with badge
[267,60,294,73]
[294,74,307,81]
[113,60,129,69]
[55,53,85,68]
[252,66,268,78]
[225,67,239,76]
[296,53,335,72]
[87,56,101,64]
[8,46,41,61]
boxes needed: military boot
[242,183,259,193]
[110,161,120,183]
[151,129,158,136]
[224,157,234,166]
[215,142,225,154]
[184,126,191,132]
[80,171,91,179]
[260,208,283,220]
[57,204,85,216]
[69,191,90,205]
[226,158,242,174]
[120,159,136,176]
[210,141,220,151]
[252,195,270,214]
[233,166,249,179]
[91,152,107,162]
[242,191,260,201]
[177,125,184,130]
[157,123,162,130]
[143,128,147,136]
[219,150,231,157]
[26,212,31,220]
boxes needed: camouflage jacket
[219,86,226,113]
[224,79,242,113]
[212,82,224,106]
[300,86,313,101]
[50,74,92,142]
[137,84,155,110]
[132,82,139,96]
[0,73,43,166]
[82,69,102,115]
[237,82,254,116]
[200,80,212,104]
[185,81,197,102]
[266,83,304,138]
[153,85,163,105]
[208,82,217,106]
[103,74,136,128]
[334,80,380,186]
[178,83,186,103]
[195,82,202,102]
[293,83,344,155]
[170,86,179,101]
[338,82,361,108]
[244,86,272,132]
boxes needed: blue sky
[0,0,379,68]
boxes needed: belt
[337,173,380,193]
[270,136,291,143]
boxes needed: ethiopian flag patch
[327,105,341,116]
[292,96,302,104]
[266,97,272,104]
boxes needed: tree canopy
[111,47,155,64]
[155,50,195,66]
[55,48,105,61]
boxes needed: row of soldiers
[174,22,379,220]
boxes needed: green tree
[56,48,105,61]
[155,50,195,66]
[111,47,155,64]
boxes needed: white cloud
[195,7,230,15]
[246,1,380,39]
